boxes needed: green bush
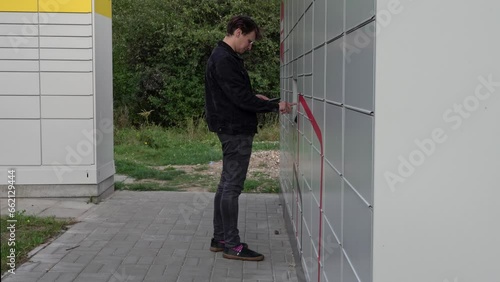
[113,0,281,127]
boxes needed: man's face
[235,29,256,54]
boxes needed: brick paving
[2,191,301,282]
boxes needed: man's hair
[226,15,262,40]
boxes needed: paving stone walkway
[2,191,301,282]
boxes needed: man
[204,15,293,261]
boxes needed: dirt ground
[173,150,280,178]
[159,150,280,192]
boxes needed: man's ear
[235,28,241,37]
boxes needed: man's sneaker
[210,238,248,252]
[223,244,264,261]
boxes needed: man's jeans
[213,133,253,248]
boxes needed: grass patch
[1,212,73,275]
[115,182,181,191]
[115,159,185,180]
[114,123,279,166]
[114,123,281,193]
[243,178,280,193]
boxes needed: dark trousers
[213,133,253,248]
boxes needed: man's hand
[279,101,296,114]
[255,94,269,100]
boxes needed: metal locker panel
[344,109,373,204]
[39,13,92,25]
[345,0,374,31]
[313,45,325,99]
[297,17,304,58]
[311,146,321,204]
[41,73,93,95]
[342,252,361,282]
[302,180,312,240]
[0,12,38,24]
[0,96,40,118]
[297,56,303,76]
[326,39,343,104]
[322,225,342,282]
[303,103,313,144]
[305,6,313,53]
[304,75,312,98]
[345,22,375,112]
[297,76,304,96]
[40,60,93,72]
[0,48,38,60]
[325,103,342,173]
[0,120,41,165]
[301,232,313,281]
[38,0,92,13]
[324,163,342,241]
[327,0,344,40]
[40,48,92,60]
[39,37,92,48]
[301,135,312,187]
[305,52,312,74]
[312,98,324,149]
[343,185,372,282]
[0,36,38,48]
[41,119,94,165]
[0,72,39,95]
[0,60,39,71]
[39,25,92,37]
[0,1,38,13]
[310,178,320,252]
[0,24,38,36]
[41,96,93,119]
[314,0,326,47]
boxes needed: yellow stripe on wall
[0,0,38,12]
[95,0,112,18]
[39,0,92,13]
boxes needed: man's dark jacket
[205,41,278,135]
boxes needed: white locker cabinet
[313,0,325,48]
[344,22,375,112]
[0,36,38,47]
[41,119,95,165]
[280,0,500,281]
[41,73,93,95]
[325,39,343,104]
[41,96,93,119]
[0,48,39,60]
[345,0,375,31]
[0,120,41,165]
[0,73,39,95]
[327,0,343,41]
[0,0,114,201]
[0,96,40,119]
[40,48,93,60]
[323,163,342,239]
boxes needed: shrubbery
[113,0,280,127]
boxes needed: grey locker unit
[280,0,500,281]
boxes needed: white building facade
[279,0,500,281]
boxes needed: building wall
[0,0,114,199]
[280,0,500,282]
